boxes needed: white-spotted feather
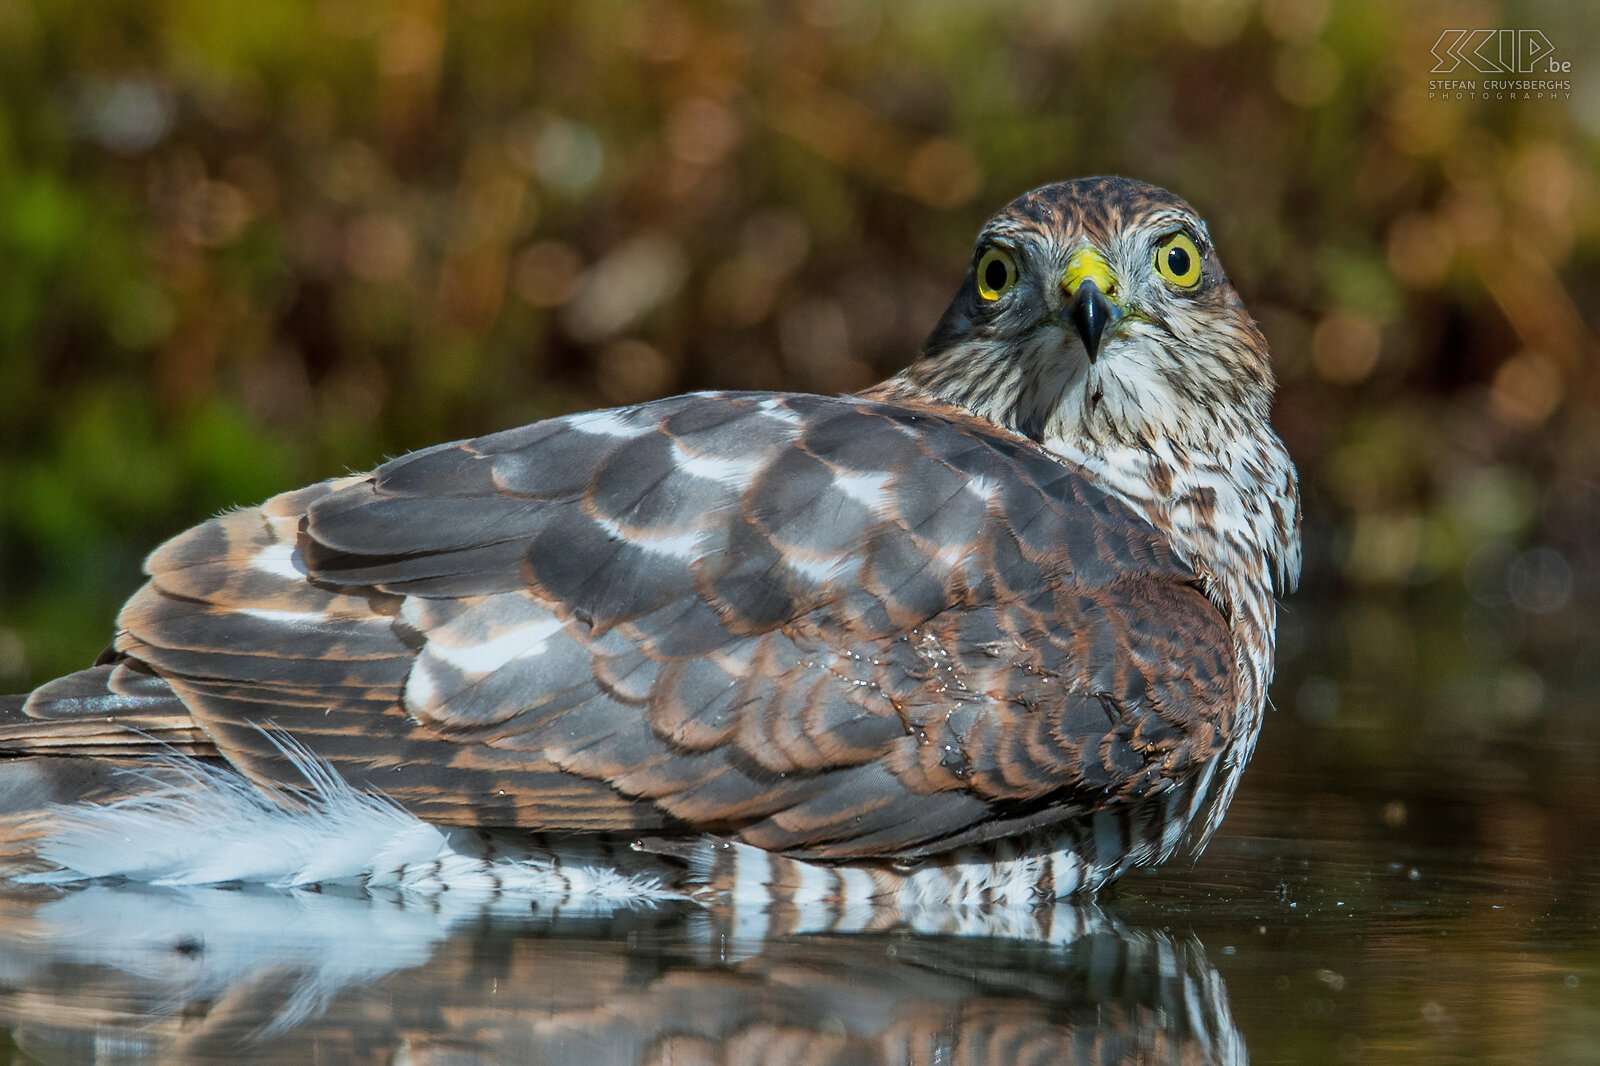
[426,616,565,675]
[252,542,309,580]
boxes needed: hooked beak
[1070,280,1113,362]
[1059,248,1122,362]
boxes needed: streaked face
[913,177,1272,448]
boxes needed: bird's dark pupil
[1167,245,1191,276]
[984,259,1008,292]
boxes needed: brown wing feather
[60,391,1234,858]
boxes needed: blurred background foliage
[0,0,1596,732]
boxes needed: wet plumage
[0,177,1300,902]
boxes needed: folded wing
[90,392,1238,858]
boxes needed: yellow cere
[1062,247,1118,300]
[976,247,1017,301]
[1154,232,1203,289]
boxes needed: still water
[1,595,1596,1065]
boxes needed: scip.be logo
[1430,30,1569,74]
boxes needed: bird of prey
[0,177,1300,906]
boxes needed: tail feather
[22,660,184,717]
[0,663,211,757]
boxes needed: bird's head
[893,177,1276,452]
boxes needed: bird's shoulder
[298,389,1198,622]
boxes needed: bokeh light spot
[905,139,982,209]
[1489,351,1563,429]
[1311,311,1381,384]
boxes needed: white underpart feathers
[20,735,678,907]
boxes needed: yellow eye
[1153,232,1203,289]
[976,247,1017,301]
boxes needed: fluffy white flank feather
[18,734,680,906]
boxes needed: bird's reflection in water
[0,885,1246,1065]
